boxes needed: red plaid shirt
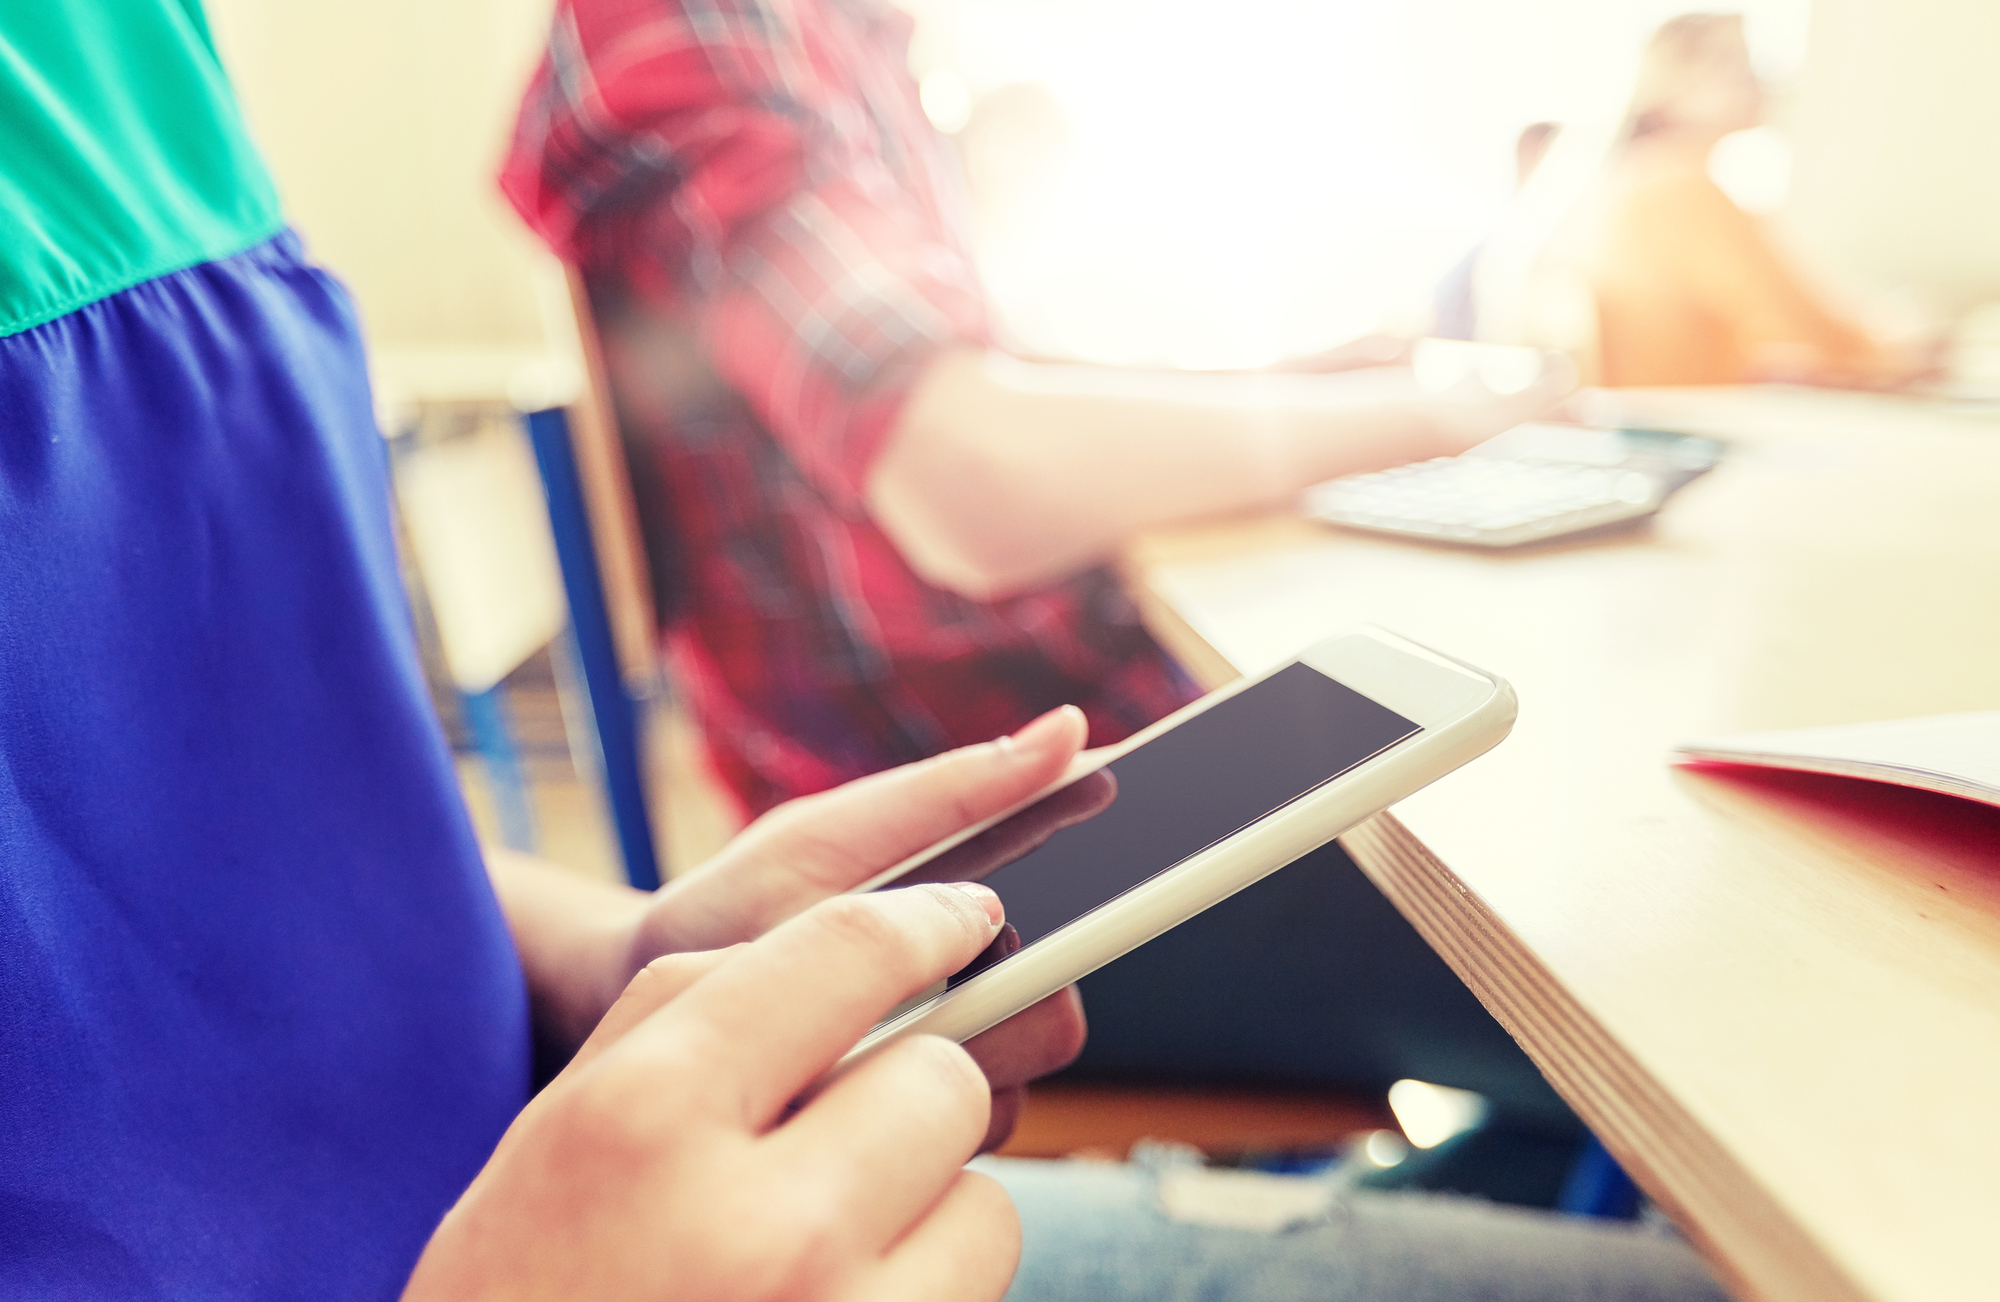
[501,0,1194,815]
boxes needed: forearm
[484,848,651,1063]
[868,348,1549,600]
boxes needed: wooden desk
[1123,388,2000,1302]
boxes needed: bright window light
[1387,1078,1489,1150]
[911,0,1813,368]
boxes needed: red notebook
[1674,711,2000,810]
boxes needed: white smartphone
[838,625,1516,1069]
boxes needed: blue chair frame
[1558,1133,1643,1219]
[523,405,663,891]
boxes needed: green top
[0,0,281,337]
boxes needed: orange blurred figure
[1583,13,1898,388]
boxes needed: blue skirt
[0,232,530,1297]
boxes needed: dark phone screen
[886,662,1420,987]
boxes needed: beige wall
[1787,0,2000,321]
[205,0,560,354]
[209,0,2000,349]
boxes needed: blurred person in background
[500,0,1569,821]
[1431,121,1562,342]
[1487,12,1915,387]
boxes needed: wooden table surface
[1121,387,2000,1302]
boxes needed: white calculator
[1302,424,1723,550]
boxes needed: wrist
[586,890,656,1026]
[485,848,654,1063]
[525,889,651,1077]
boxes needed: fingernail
[1006,704,1083,756]
[945,881,1004,929]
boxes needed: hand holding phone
[408,882,1028,1302]
[611,703,1095,1148]
[842,627,1516,1070]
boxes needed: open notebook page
[1675,712,2000,810]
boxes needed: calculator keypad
[1303,458,1667,547]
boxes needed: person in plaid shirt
[490,5,1732,1299]
[499,0,1569,817]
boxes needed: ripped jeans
[977,1147,1732,1302]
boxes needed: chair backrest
[549,266,660,687]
